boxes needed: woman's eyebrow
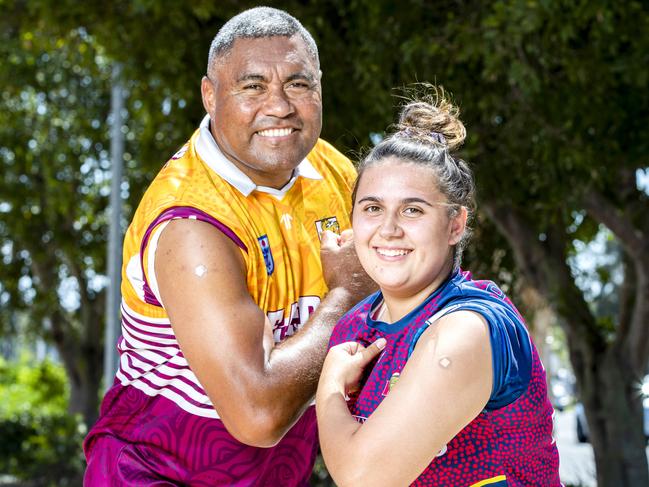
[357,196,382,204]
[357,196,438,207]
[401,197,434,207]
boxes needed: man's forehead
[215,35,317,73]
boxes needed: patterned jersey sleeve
[449,298,533,410]
[409,296,534,411]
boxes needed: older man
[84,7,372,486]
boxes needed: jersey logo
[315,216,340,239]
[280,213,293,230]
[486,282,504,299]
[257,235,274,275]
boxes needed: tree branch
[582,188,649,371]
[582,189,648,262]
[617,254,635,342]
[628,265,649,373]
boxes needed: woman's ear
[448,206,468,246]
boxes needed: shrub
[0,354,85,486]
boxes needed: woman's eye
[403,207,423,216]
[363,205,382,213]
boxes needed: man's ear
[448,206,468,246]
[201,76,215,115]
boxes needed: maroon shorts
[85,435,182,486]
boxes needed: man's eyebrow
[236,74,267,83]
[286,72,316,83]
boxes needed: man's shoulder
[307,139,356,176]
[133,128,235,222]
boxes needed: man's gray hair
[208,7,319,72]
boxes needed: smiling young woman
[351,158,467,320]
[315,86,561,487]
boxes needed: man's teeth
[258,128,293,137]
[377,248,410,257]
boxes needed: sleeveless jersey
[84,115,357,486]
[329,270,561,487]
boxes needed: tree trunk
[68,349,103,427]
[583,349,649,486]
[27,240,104,427]
[483,204,649,487]
[50,308,103,428]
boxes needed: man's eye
[242,84,263,91]
[285,81,312,95]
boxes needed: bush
[0,413,85,486]
[0,354,85,486]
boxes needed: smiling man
[83,7,373,486]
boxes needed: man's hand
[320,229,377,303]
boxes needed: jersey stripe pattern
[329,270,562,486]
[84,120,356,486]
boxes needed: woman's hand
[319,338,386,397]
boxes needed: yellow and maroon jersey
[117,115,356,417]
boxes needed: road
[555,409,597,486]
[555,409,649,486]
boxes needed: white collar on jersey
[195,114,323,198]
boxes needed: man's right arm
[155,219,373,447]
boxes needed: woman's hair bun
[396,85,466,152]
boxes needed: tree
[450,3,649,485]
[0,20,112,425]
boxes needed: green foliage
[0,414,85,486]
[0,19,111,332]
[0,353,68,416]
[0,354,85,486]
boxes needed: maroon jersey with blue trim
[329,270,561,486]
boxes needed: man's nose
[262,86,295,118]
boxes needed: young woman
[315,89,561,486]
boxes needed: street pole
[103,62,125,391]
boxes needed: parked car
[550,376,574,412]
[575,375,649,443]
